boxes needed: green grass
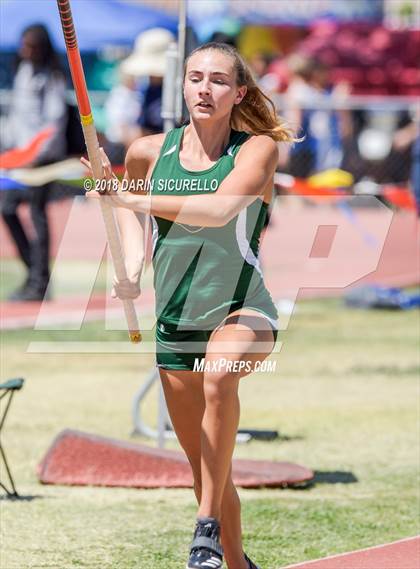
[0,258,155,302]
[0,289,419,568]
[0,258,109,301]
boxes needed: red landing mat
[37,429,314,489]
[281,536,420,569]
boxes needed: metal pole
[176,0,187,124]
[161,42,179,133]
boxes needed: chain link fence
[274,94,419,187]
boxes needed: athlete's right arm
[112,135,163,299]
[113,205,144,300]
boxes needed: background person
[103,69,142,165]
[248,51,279,95]
[392,108,420,215]
[0,24,67,301]
[120,28,176,139]
[285,53,352,177]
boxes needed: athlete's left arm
[101,136,278,227]
[209,135,279,224]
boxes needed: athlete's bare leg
[198,310,275,568]
[160,369,249,569]
[159,309,275,569]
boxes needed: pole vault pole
[56,0,141,343]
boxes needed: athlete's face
[184,50,247,122]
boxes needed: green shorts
[156,312,278,371]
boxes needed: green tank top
[150,125,277,330]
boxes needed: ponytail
[185,42,295,143]
[231,68,294,142]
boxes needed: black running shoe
[245,553,262,569]
[186,517,224,569]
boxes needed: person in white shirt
[1,24,67,301]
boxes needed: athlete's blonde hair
[185,42,295,143]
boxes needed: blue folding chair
[0,378,24,497]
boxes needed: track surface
[280,536,420,569]
[1,200,419,330]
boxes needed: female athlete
[82,42,293,569]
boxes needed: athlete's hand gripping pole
[56,0,141,343]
